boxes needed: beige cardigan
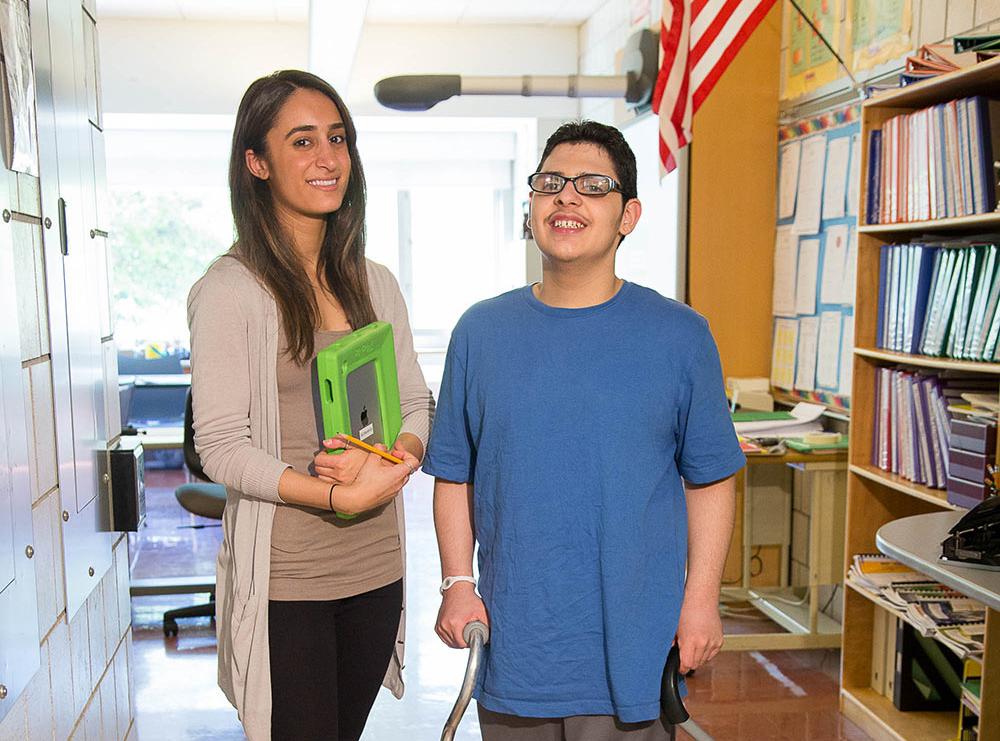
[187,255,433,741]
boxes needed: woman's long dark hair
[229,70,376,364]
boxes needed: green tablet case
[316,321,403,450]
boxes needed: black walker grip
[660,645,690,725]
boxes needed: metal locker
[0,183,41,723]
[31,0,116,620]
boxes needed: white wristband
[439,575,476,594]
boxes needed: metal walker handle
[441,620,490,741]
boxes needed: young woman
[187,70,434,741]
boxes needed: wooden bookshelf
[848,463,963,509]
[853,347,1000,374]
[859,211,1000,235]
[843,57,1000,740]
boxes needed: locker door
[33,0,113,619]
[0,186,41,723]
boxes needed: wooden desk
[722,448,848,651]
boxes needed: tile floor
[129,467,873,740]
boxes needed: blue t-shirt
[422,282,745,723]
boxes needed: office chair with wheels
[163,391,227,637]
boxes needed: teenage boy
[423,120,745,740]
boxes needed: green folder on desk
[785,436,849,452]
[731,410,795,423]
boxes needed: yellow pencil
[338,433,404,465]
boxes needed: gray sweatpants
[477,705,676,741]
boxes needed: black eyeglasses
[527,172,621,196]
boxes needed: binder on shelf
[885,613,898,699]
[950,448,991,481]
[867,93,1000,224]
[867,129,882,225]
[877,244,889,348]
[909,244,938,354]
[971,97,1000,213]
[893,620,963,712]
[951,418,998,455]
[871,605,887,695]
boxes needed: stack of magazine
[848,553,986,658]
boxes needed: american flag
[652,0,777,173]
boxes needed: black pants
[268,579,403,741]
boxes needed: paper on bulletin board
[771,318,799,390]
[778,140,801,219]
[793,135,826,234]
[820,224,849,304]
[822,136,850,220]
[816,311,842,389]
[795,238,820,315]
[850,0,912,73]
[782,0,845,100]
[795,315,819,391]
[773,226,798,316]
[0,0,38,176]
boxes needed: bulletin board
[780,0,913,101]
[770,104,860,413]
[849,0,913,73]
[782,0,846,100]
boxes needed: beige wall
[0,96,135,741]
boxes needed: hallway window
[105,115,533,357]
[105,115,233,354]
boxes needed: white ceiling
[95,0,611,25]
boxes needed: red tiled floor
[681,649,871,740]
[132,471,874,740]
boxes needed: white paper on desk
[846,134,860,217]
[795,316,819,391]
[839,315,855,396]
[819,225,849,305]
[778,140,801,219]
[793,135,826,235]
[795,238,820,315]
[821,136,850,220]
[816,311,842,389]
[733,401,826,434]
[770,318,799,390]
[772,225,798,316]
[747,421,825,439]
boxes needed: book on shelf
[958,658,983,741]
[866,95,1000,224]
[905,599,986,636]
[848,553,927,589]
[848,554,987,660]
[939,624,987,660]
[872,367,997,489]
[874,241,1000,361]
